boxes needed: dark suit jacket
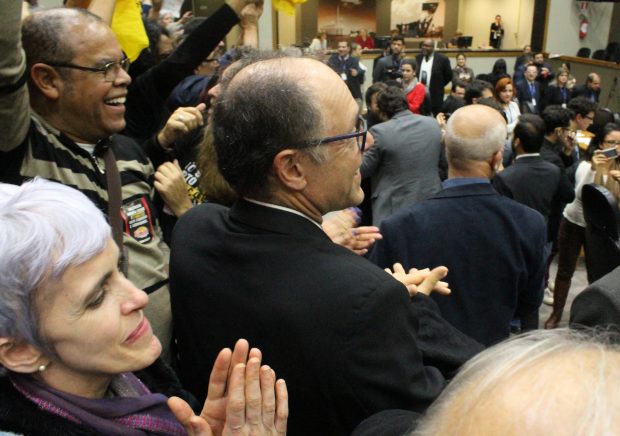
[369,182,547,346]
[361,110,442,225]
[492,155,575,222]
[170,199,482,435]
[516,80,543,114]
[543,85,571,108]
[415,52,453,114]
[572,84,600,103]
[327,54,364,100]
[570,266,620,330]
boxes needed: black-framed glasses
[46,56,130,82]
[312,116,367,152]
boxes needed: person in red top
[402,58,430,115]
[355,29,374,50]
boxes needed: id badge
[341,73,347,81]
[531,98,537,106]
[562,103,567,108]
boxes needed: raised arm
[0,0,30,152]
[86,0,116,26]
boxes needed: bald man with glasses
[170,54,482,435]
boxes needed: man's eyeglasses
[46,57,130,82]
[604,140,620,146]
[310,116,367,152]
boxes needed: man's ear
[272,149,308,191]
[491,150,503,171]
[29,63,65,101]
[0,337,47,374]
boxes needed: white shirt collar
[516,152,541,160]
[243,197,323,229]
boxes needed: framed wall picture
[317,0,377,37]
[391,0,445,38]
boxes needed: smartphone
[193,0,226,17]
[602,147,619,159]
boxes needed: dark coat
[0,359,196,435]
[369,182,547,346]
[327,54,364,100]
[572,84,600,103]
[492,155,575,222]
[415,52,453,115]
[516,79,543,114]
[170,199,482,436]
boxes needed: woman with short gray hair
[0,178,287,435]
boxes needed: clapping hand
[168,339,288,435]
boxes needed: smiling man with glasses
[170,54,482,435]
[0,5,177,358]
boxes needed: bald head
[445,105,506,170]
[414,329,620,435]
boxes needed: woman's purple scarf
[10,372,187,435]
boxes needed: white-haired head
[413,328,620,435]
[445,105,506,172]
[0,179,110,353]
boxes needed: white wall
[545,0,613,56]
[457,0,534,50]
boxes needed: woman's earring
[38,364,48,372]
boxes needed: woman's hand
[157,104,205,149]
[592,149,613,170]
[168,339,288,436]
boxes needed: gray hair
[0,179,110,354]
[414,329,620,435]
[445,105,506,166]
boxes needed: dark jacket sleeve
[124,4,239,143]
[333,277,445,430]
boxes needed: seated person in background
[544,67,572,108]
[400,58,430,115]
[572,73,601,103]
[170,53,482,436]
[451,52,474,84]
[369,105,547,346]
[355,28,375,50]
[0,179,287,434]
[413,329,620,435]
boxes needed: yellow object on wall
[112,0,149,62]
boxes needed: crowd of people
[2,0,620,434]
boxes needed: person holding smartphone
[546,123,620,328]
